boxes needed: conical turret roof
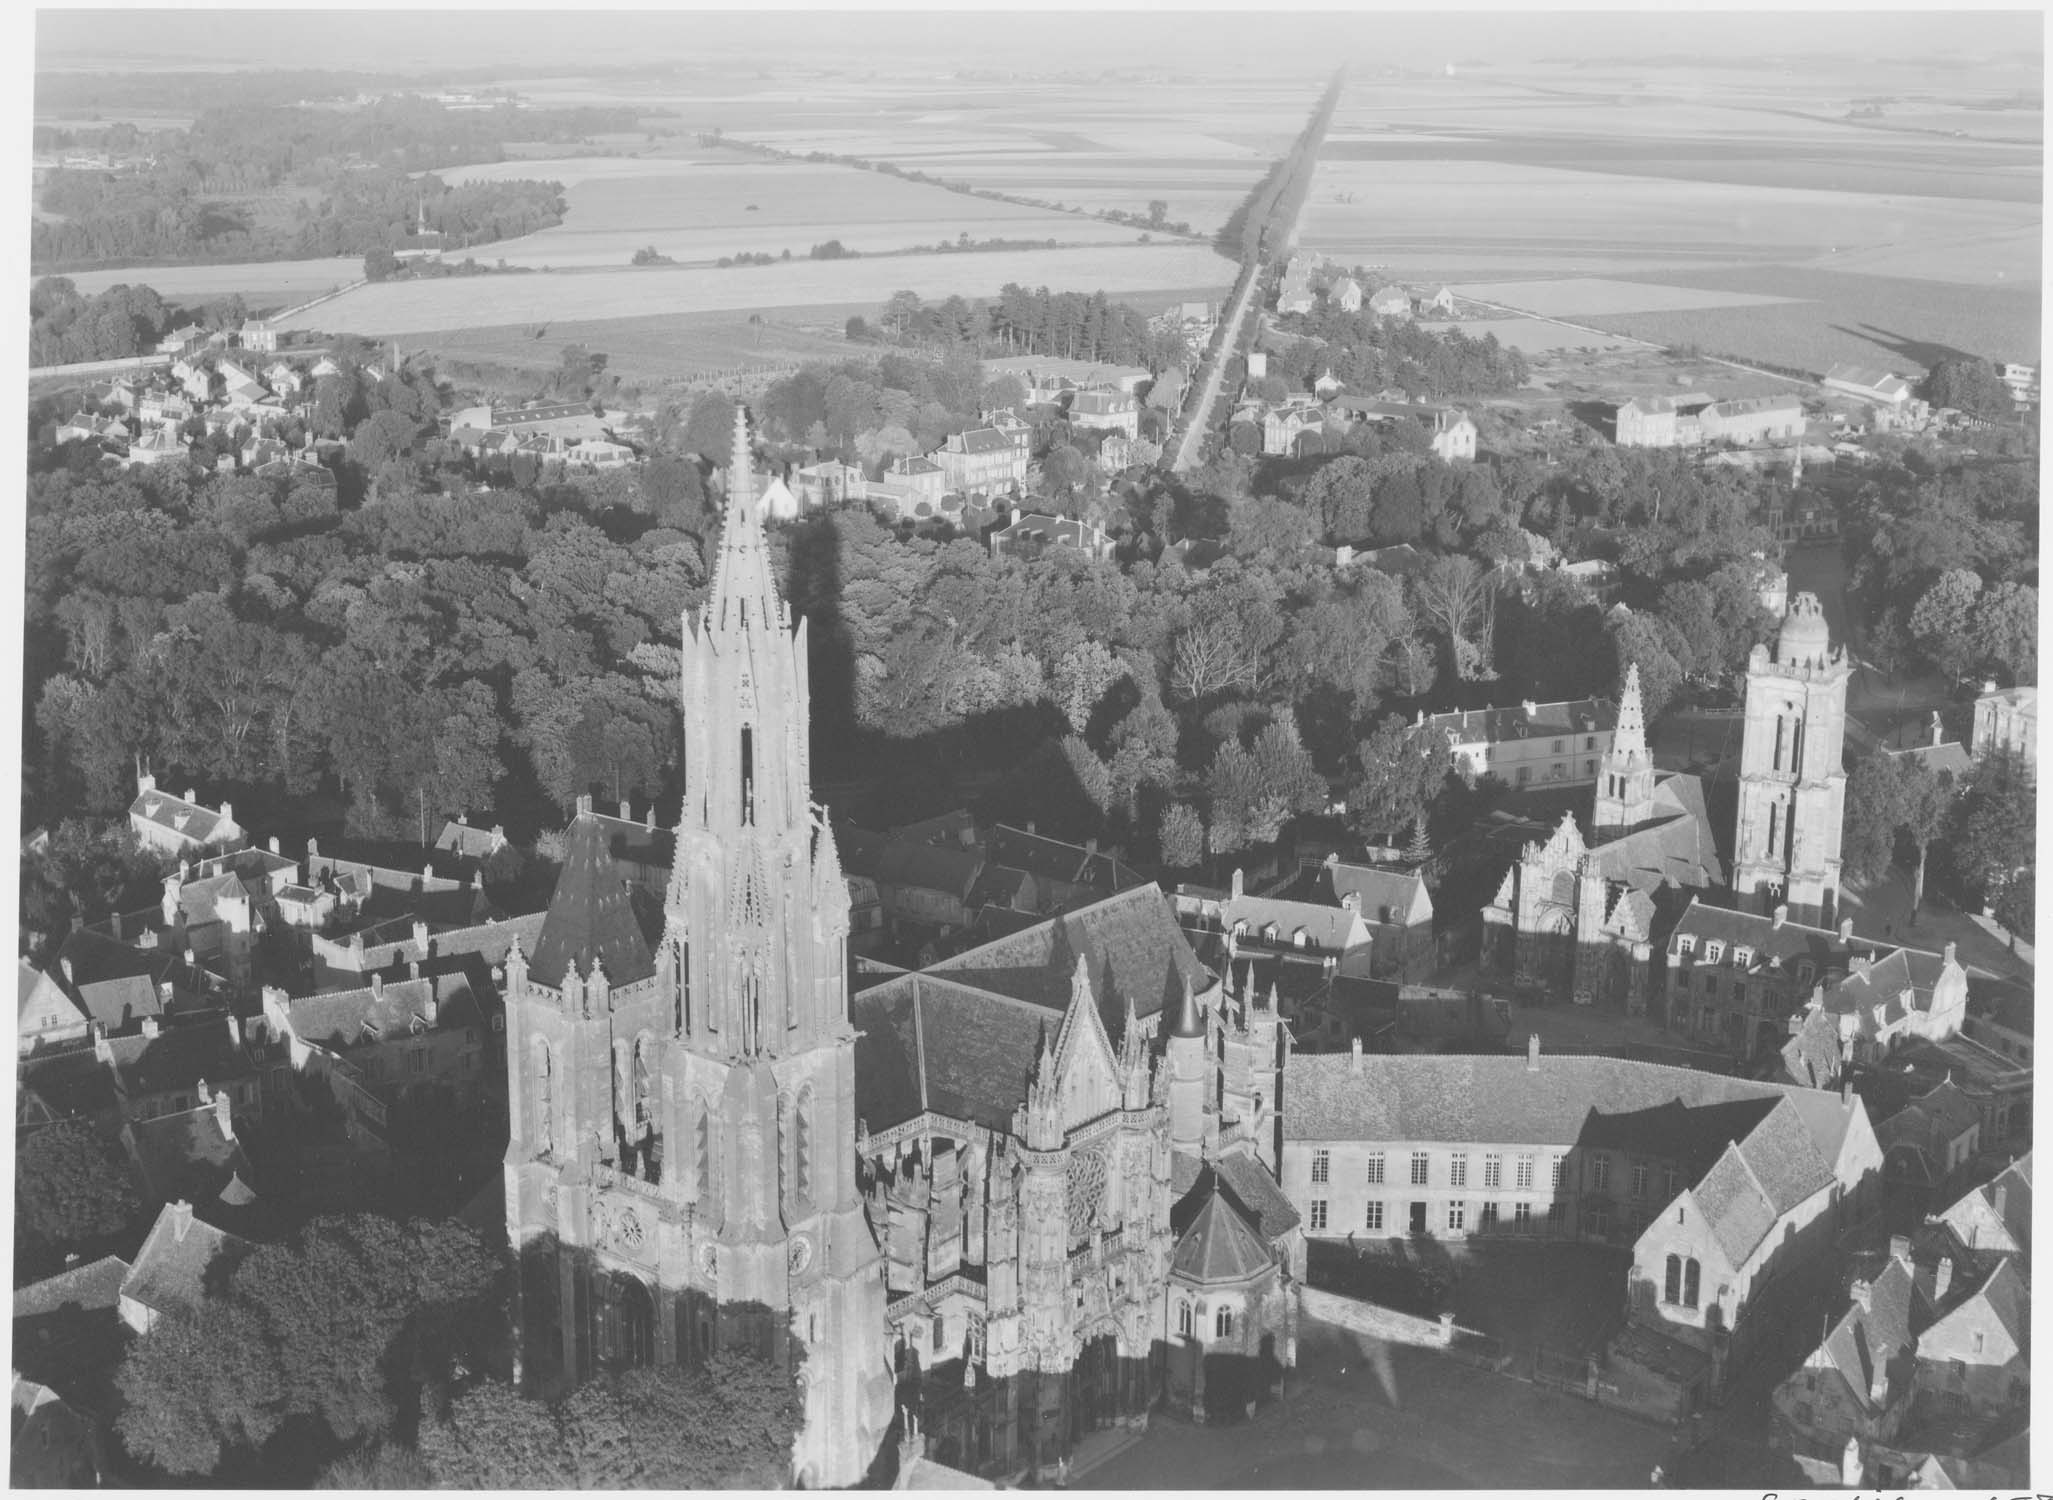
[528,811,658,989]
[1614,662,1647,758]
[1170,1177,1274,1285]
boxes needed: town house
[932,425,1027,497]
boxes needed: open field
[1301,157,2038,281]
[402,309,861,385]
[1418,316,1644,355]
[1578,266,2042,372]
[45,255,364,304]
[272,243,1235,336]
[431,154,1156,269]
[1448,278,1801,317]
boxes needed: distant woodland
[31,95,641,270]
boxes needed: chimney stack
[141,1016,159,1039]
[214,1090,233,1141]
[1527,1033,1541,1071]
[1350,1035,1362,1075]
[1992,1184,2007,1224]
[1231,868,1244,900]
[371,972,383,998]
[1839,917,1855,942]
[1889,1234,1911,1265]
[1934,1257,1953,1303]
[1773,904,1788,929]
[170,1200,194,1241]
[619,800,631,819]
[1849,1278,1872,1312]
[1942,941,1957,967]
[1929,711,1944,747]
[268,836,279,855]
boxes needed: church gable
[1051,956,1122,1132]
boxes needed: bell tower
[504,405,890,1488]
[1733,593,1850,925]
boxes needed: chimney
[307,837,319,858]
[185,787,196,802]
[423,862,435,883]
[457,813,468,826]
[137,771,156,794]
[371,973,384,998]
[413,919,430,952]
[1934,1257,1953,1302]
[1942,941,1957,967]
[1350,1036,1362,1074]
[1839,917,1855,942]
[619,800,631,819]
[1231,868,1244,900]
[1889,1234,1911,1265]
[60,956,74,984]
[214,1090,234,1141]
[141,1016,159,1039]
[170,1200,194,1241]
[1025,820,1036,836]
[409,960,421,981]
[1992,1184,2007,1224]
[1868,1366,1888,1406]
[1772,904,1788,929]
[1849,1278,1872,1312]
[268,836,279,855]
[1084,837,1098,858]
[219,801,232,824]
[1527,1033,1541,1071]
[1929,711,1944,747]
[1841,1080,1852,1107]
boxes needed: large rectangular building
[1416,695,1617,786]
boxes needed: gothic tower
[1592,662,1658,835]
[1733,593,1850,925]
[503,404,891,1487]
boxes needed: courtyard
[1086,1328,1670,1490]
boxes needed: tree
[1920,357,2014,420]
[1170,613,1261,704]
[15,1121,142,1251]
[1908,568,1985,679]
[1970,580,2037,684]
[1606,610,1686,722]
[1147,199,1169,228]
[1160,803,1206,868]
[1411,554,1496,680]
[112,1214,501,1477]
[1894,756,1956,921]
[421,1356,803,1489]
[363,248,399,282]
[1052,640,1127,735]
[1348,714,1462,844]
[681,390,736,465]
[1951,749,2035,914]
[1842,752,1904,889]
[1206,716,1326,855]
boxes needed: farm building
[1822,364,1914,410]
[1417,286,1457,315]
[1367,286,1412,319]
[1617,394,1804,448]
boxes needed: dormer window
[1704,942,1724,965]
[1733,947,1752,970]
[1677,935,1696,959]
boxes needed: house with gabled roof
[18,958,91,1056]
[117,1200,251,1335]
[987,510,1115,562]
[1367,285,1413,319]
[1771,1237,1920,1457]
[121,1090,261,1218]
[1182,868,1375,979]
[262,967,491,1122]
[931,425,1027,498]
[1327,276,1363,313]
[127,773,243,857]
[97,1013,263,1125]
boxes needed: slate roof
[12,1256,130,1321]
[927,885,1206,1023]
[984,825,1145,897]
[128,786,233,844]
[1968,976,2033,1036]
[53,930,167,1030]
[1691,1146,1779,1265]
[1669,899,1950,995]
[1170,1182,1274,1285]
[1323,862,1429,924]
[125,1103,259,1208]
[952,427,1013,455]
[283,972,479,1050]
[1815,1253,1917,1411]
[119,1203,251,1319]
[1824,364,1912,399]
[104,1021,257,1100]
[1221,893,1364,951]
[1069,390,1134,415]
[1421,695,1617,743]
[1589,774,1723,891]
[1286,1050,1816,1146]
[1781,1009,1843,1089]
[1215,1149,1301,1240]
[1577,1095,1779,1178]
[526,812,660,989]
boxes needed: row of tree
[873,284,1189,372]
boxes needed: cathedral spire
[702,403,783,637]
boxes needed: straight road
[1170,264,1261,473]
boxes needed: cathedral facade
[501,408,892,1487]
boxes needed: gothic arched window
[1664,1252,1681,1304]
[632,1036,655,1129]
[1683,1258,1701,1309]
[795,1085,815,1207]
[694,1097,716,1204]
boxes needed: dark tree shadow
[1831,323,1976,372]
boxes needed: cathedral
[502,408,1297,1486]
[1481,594,1851,1014]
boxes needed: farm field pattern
[270,243,1234,336]
[1301,70,2040,375]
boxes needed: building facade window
[1178,1301,1193,1338]
[1311,1149,1330,1185]
[1516,1155,1535,1190]
[1449,1154,1468,1188]
[1366,1152,1386,1185]
[1665,1166,1680,1198]
[1551,1157,1565,1189]
[1365,1201,1384,1232]
[1215,1307,1234,1340]
[1683,1258,1701,1308]
[1484,1154,1502,1190]
[1632,1164,1647,1199]
[1514,1201,1532,1226]
[1309,1200,1329,1231]
[1447,1200,1466,1231]
[1591,1155,1609,1191]
[1410,1152,1429,1186]
[1480,1201,1499,1228]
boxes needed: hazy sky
[34,8,2044,80]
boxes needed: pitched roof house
[117,1200,252,1334]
